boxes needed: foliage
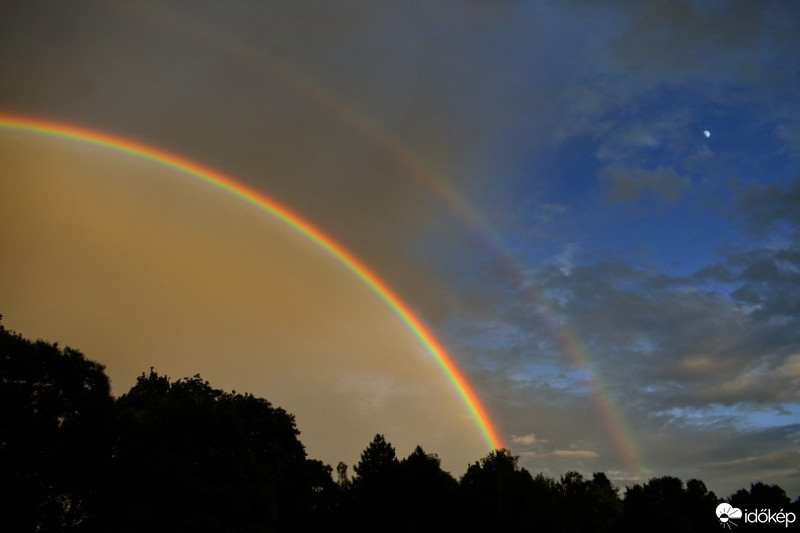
[459,449,537,529]
[621,476,719,533]
[2,318,798,532]
[99,370,327,532]
[0,318,113,532]
[396,445,459,530]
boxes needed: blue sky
[1,0,798,496]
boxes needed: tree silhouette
[353,434,398,486]
[730,481,792,510]
[99,370,324,532]
[683,478,719,531]
[622,475,721,533]
[527,472,562,531]
[459,449,536,530]
[0,318,113,532]
[302,458,340,531]
[729,482,799,530]
[3,318,799,532]
[396,446,459,531]
[336,461,351,489]
[349,434,402,532]
[552,471,622,533]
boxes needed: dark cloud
[734,175,800,240]
[444,166,799,493]
[611,0,767,79]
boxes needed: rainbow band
[0,112,503,451]
[554,322,644,477]
[84,5,642,475]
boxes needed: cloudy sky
[1,1,798,496]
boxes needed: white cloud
[551,450,599,459]
[551,242,580,276]
[522,449,600,460]
[511,433,539,446]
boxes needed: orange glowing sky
[0,130,491,473]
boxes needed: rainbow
[198,42,647,475]
[120,7,646,477]
[524,286,646,477]
[18,2,646,474]
[0,112,504,451]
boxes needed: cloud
[551,243,580,275]
[554,85,612,142]
[470,170,800,491]
[595,124,662,162]
[530,173,798,404]
[693,355,800,405]
[537,258,799,409]
[610,0,767,79]
[522,449,600,460]
[602,166,691,204]
[708,449,800,471]
[511,433,539,446]
[774,108,800,157]
[734,175,800,240]
[551,450,600,459]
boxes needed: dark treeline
[2,318,798,532]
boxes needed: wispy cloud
[511,433,540,446]
[522,449,600,460]
[602,166,691,204]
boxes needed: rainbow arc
[0,112,503,452]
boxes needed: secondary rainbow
[0,112,504,451]
[101,4,646,476]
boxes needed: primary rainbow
[0,112,504,452]
[96,4,644,476]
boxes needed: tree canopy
[1,318,797,532]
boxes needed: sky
[1,0,798,497]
